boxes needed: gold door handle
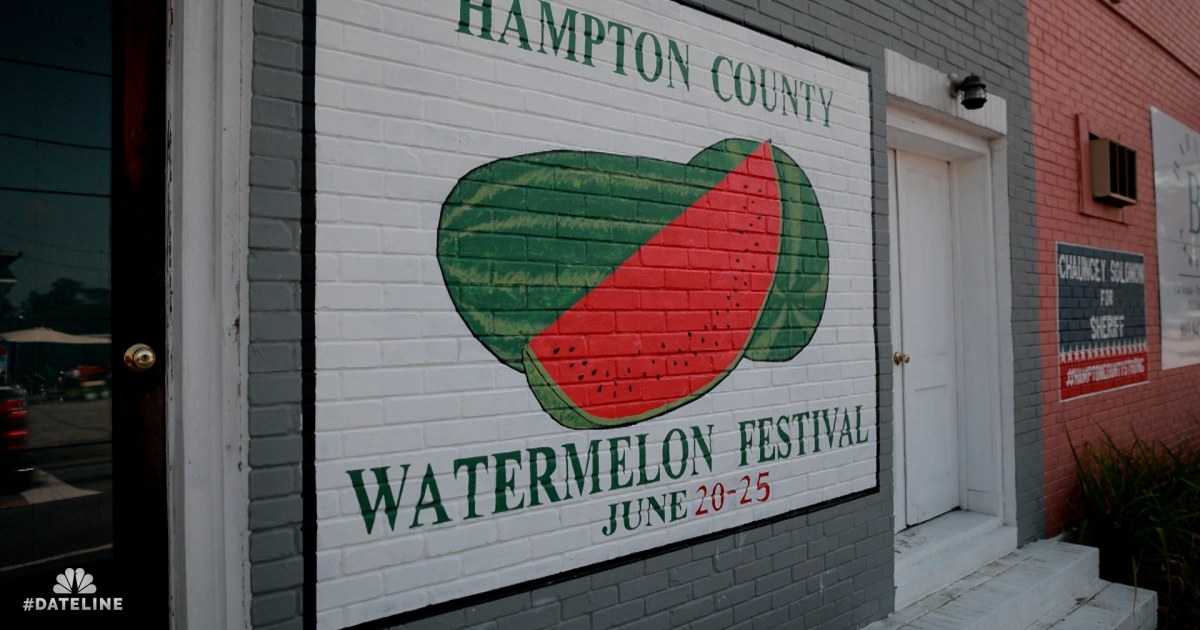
[893,352,911,366]
[124,343,157,372]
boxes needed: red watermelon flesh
[525,141,783,422]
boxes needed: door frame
[888,106,1015,530]
[164,0,252,627]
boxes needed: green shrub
[1069,432,1200,629]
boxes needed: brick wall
[247,1,1037,628]
[1030,0,1200,535]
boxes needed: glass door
[0,0,166,623]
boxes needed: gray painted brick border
[246,0,1040,628]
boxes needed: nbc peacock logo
[53,568,97,595]
[19,567,123,612]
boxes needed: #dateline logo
[22,568,123,612]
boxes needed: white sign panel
[313,1,875,626]
[1152,108,1200,369]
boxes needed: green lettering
[457,0,494,41]
[347,465,410,534]
[712,55,733,103]
[760,68,777,112]
[792,412,808,455]
[636,433,661,486]
[497,0,532,50]
[453,456,489,519]
[691,424,714,474]
[776,415,792,459]
[538,1,577,61]
[607,21,632,75]
[635,31,663,83]
[733,62,756,106]
[609,436,633,489]
[667,39,689,89]
[528,447,561,506]
[668,489,687,522]
[838,408,853,448]
[563,440,602,498]
[819,87,833,127]
[646,494,666,524]
[493,450,525,513]
[662,428,689,480]
[737,419,755,466]
[854,405,869,444]
[804,82,813,122]
[580,14,605,67]
[410,464,451,528]
[757,416,776,462]
[811,409,825,452]
[781,77,799,117]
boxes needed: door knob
[893,352,911,366]
[124,343,157,372]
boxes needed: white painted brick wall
[314,0,877,626]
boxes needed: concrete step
[869,541,1105,630]
[893,511,1017,609]
[1032,581,1157,630]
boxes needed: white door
[891,149,960,527]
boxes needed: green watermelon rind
[437,139,830,374]
[686,140,830,362]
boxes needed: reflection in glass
[0,1,115,584]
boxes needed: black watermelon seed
[688,332,692,337]
[661,342,666,349]
[569,362,575,367]
[628,386,633,392]
[605,370,610,377]
[577,375,584,381]
[626,367,632,373]
[685,361,689,366]
[553,347,560,355]
[569,346,575,352]
[656,375,661,380]
[673,361,678,366]
[701,337,705,343]
[582,360,588,366]
[597,385,603,392]
[591,369,597,375]
[651,359,656,364]
[613,392,616,398]
[755,242,760,247]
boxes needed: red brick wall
[1030,0,1200,535]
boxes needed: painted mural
[313,1,874,627]
[438,139,829,428]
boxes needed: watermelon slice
[523,141,783,428]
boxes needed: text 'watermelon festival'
[438,139,829,429]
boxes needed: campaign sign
[1056,243,1148,399]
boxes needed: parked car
[0,386,32,492]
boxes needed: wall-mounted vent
[1090,136,1137,206]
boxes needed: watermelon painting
[438,139,829,429]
